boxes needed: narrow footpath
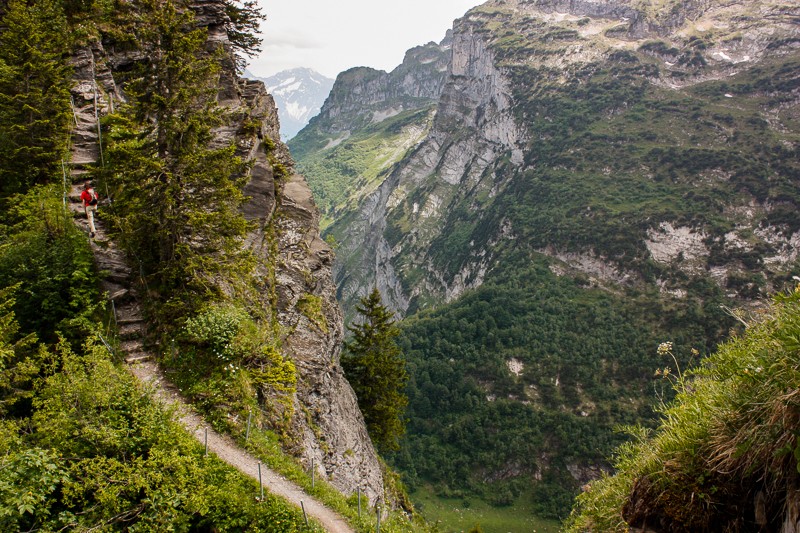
[67,187,355,533]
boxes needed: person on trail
[80,180,98,238]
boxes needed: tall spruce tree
[103,0,252,315]
[343,289,408,453]
[0,0,71,197]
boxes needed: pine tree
[103,0,252,315]
[224,0,264,73]
[343,288,408,453]
[0,0,72,197]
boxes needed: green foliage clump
[0,343,314,531]
[343,288,409,453]
[0,186,100,346]
[297,293,328,333]
[565,289,800,532]
[184,304,251,365]
[167,303,297,436]
[0,0,72,196]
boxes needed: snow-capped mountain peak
[249,68,334,140]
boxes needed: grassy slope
[289,106,435,229]
[565,288,800,531]
[412,485,560,533]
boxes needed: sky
[247,0,485,79]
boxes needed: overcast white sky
[247,0,484,79]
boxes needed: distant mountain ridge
[250,67,334,140]
[287,37,452,238]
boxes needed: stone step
[118,321,144,340]
[116,308,143,325]
[120,339,143,353]
[73,128,99,143]
[96,259,130,275]
[95,256,131,275]
[105,286,130,302]
[125,353,152,364]
[100,269,129,284]
[117,316,143,326]
[71,147,99,166]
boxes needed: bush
[0,185,100,346]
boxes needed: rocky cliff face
[320,0,800,317]
[70,0,384,504]
[308,35,452,135]
[331,11,529,314]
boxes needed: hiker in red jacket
[80,180,98,238]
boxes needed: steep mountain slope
[288,37,452,233]
[290,0,800,521]
[314,0,799,317]
[252,67,334,140]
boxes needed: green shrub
[0,185,100,346]
[183,303,250,366]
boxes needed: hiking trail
[66,64,356,533]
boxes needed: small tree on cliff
[343,288,408,453]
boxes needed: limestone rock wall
[312,39,451,134]
[332,8,526,315]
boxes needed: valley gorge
[289,0,800,529]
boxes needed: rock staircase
[67,186,150,367]
[67,45,151,367]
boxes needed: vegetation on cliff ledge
[566,287,800,532]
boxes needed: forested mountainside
[0,0,419,529]
[289,0,800,523]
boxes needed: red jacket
[81,188,97,207]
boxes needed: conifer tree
[224,0,264,72]
[343,288,408,453]
[104,0,252,314]
[0,0,71,197]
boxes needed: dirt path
[129,361,355,533]
[68,185,355,533]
